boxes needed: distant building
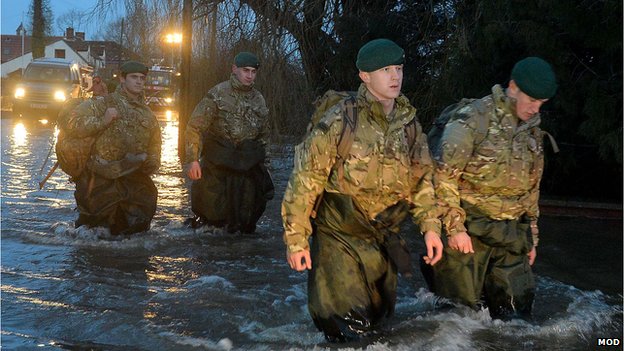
[1,26,137,79]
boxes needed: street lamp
[164,33,182,68]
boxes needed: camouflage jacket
[435,84,545,235]
[66,85,162,177]
[185,74,270,163]
[282,84,441,254]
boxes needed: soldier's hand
[448,231,474,254]
[287,249,312,271]
[422,231,443,266]
[103,107,119,124]
[528,246,537,265]
[187,161,202,180]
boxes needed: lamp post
[164,33,182,68]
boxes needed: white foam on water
[13,220,202,251]
[183,275,235,290]
[159,331,233,350]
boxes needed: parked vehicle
[13,58,91,119]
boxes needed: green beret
[120,61,148,75]
[511,57,557,99]
[234,52,260,68]
[356,39,405,72]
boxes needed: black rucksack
[427,98,490,159]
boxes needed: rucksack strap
[471,99,490,145]
[542,131,560,153]
[311,95,357,219]
[404,117,418,151]
[335,95,358,162]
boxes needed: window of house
[54,49,66,58]
[3,48,10,55]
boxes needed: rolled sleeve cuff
[446,222,468,236]
[283,225,311,254]
[287,242,309,254]
[418,218,441,236]
[443,207,467,236]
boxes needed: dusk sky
[1,0,123,39]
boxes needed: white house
[1,39,91,78]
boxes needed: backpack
[55,95,115,180]
[308,90,418,217]
[427,98,490,159]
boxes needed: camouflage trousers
[74,170,157,235]
[308,192,397,342]
[426,215,535,319]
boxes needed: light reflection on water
[1,114,622,350]
[12,122,28,148]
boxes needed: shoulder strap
[470,99,490,146]
[310,95,357,218]
[335,95,358,162]
[404,117,417,149]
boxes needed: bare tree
[56,9,87,35]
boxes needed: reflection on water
[1,115,622,351]
[12,122,28,148]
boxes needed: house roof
[63,40,131,64]
[1,35,63,63]
[1,34,139,66]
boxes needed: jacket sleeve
[520,129,545,220]
[407,125,442,235]
[65,99,109,138]
[281,111,342,253]
[256,93,271,148]
[184,94,217,164]
[434,117,478,235]
[143,117,162,175]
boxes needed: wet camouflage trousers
[425,215,535,318]
[74,171,157,235]
[308,192,397,342]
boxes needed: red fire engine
[144,65,177,109]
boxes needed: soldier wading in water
[425,57,558,320]
[68,61,162,235]
[282,39,444,342]
[185,52,273,234]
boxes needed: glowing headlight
[54,91,66,102]
[15,88,25,99]
[164,97,173,103]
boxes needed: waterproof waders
[308,192,414,342]
[74,171,157,235]
[426,215,535,319]
[191,137,273,233]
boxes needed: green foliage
[188,0,622,200]
[29,0,53,59]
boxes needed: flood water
[1,113,622,351]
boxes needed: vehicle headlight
[54,90,66,102]
[165,97,173,103]
[14,88,25,99]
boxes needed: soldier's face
[508,80,548,121]
[232,65,257,86]
[121,73,146,96]
[359,65,403,101]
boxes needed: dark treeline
[102,0,623,201]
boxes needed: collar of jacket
[115,83,146,106]
[356,83,416,131]
[230,73,254,92]
[491,84,541,130]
